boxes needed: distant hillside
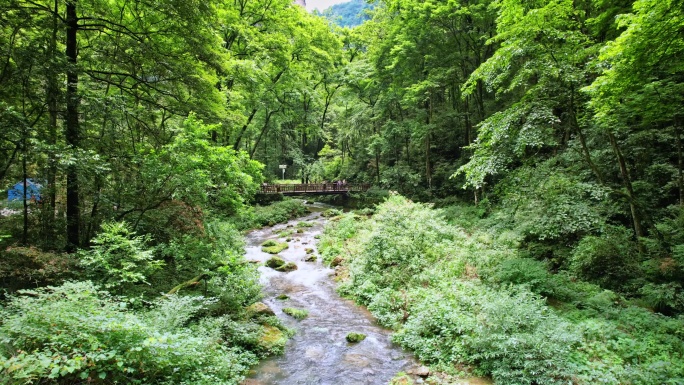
[322,0,373,28]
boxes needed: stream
[241,204,420,385]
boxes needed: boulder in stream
[257,325,287,354]
[346,332,366,343]
[266,256,286,269]
[304,254,317,262]
[276,261,298,272]
[246,302,275,318]
[261,239,289,254]
[282,307,308,319]
[408,366,430,377]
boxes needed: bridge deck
[259,183,370,195]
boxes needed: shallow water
[243,209,418,385]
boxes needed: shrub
[318,212,365,266]
[232,199,308,230]
[80,222,164,291]
[207,262,263,315]
[343,195,463,295]
[570,227,640,289]
[0,282,257,385]
[0,247,77,293]
[391,283,579,384]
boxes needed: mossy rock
[262,239,278,247]
[305,248,314,254]
[276,294,289,300]
[283,307,308,320]
[297,221,314,228]
[304,254,317,262]
[286,237,292,242]
[330,256,344,267]
[246,302,275,318]
[258,325,287,353]
[275,261,298,272]
[262,241,289,254]
[277,230,294,237]
[265,256,286,269]
[346,332,366,343]
[296,229,304,234]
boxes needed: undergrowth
[318,194,684,385]
[230,199,308,230]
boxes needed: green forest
[1,0,683,383]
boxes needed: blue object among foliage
[8,179,42,202]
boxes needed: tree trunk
[45,0,59,243]
[676,123,683,206]
[233,108,257,151]
[250,109,277,158]
[608,132,644,242]
[65,0,80,251]
[570,83,604,184]
[22,135,28,246]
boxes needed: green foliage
[318,212,365,266]
[232,199,308,230]
[0,247,77,292]
[80,222,163,291]
[321,208,344,218]
[0,282,257,385]
[570,227,640,290]
[207,261,263,315]
[394,284,578,384]
[322,195,684,384]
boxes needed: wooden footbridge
[259,183,371,196]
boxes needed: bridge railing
[259,183,371,194]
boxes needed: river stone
[305,247,314,254]
[346,332,366,343]
[276,261,298,272]
[265,256,285,269]
[330,256,344,267]
[414,366,430,377]
[246,302,275,318]
[304,254,317,262]
[257,325,286,352]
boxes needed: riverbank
[319,194,684,385]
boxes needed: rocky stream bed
[241,206,423,385]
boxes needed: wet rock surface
[243,207,417,385]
